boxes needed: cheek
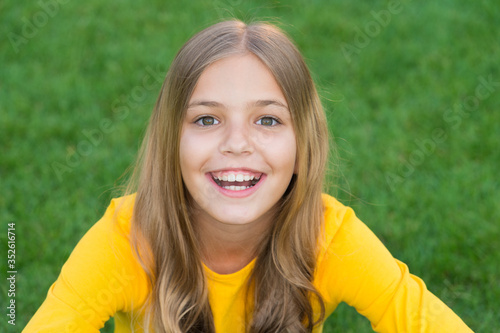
[179,130,217,172]
[179,130,200,177]
[260,131,297,173]
[178,133,189,173]
[179,130,222,206]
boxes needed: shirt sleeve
[23,196,148,333]
[316,198,474,332]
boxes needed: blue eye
[195,116,219,126]
[257,116,280,126]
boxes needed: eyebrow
[187,99,289,110]
[187,100,222,108]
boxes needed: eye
[195,116,219,126]
[256,116,280,127]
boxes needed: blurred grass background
[1,0,499,331]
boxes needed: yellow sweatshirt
[23,194,473,332]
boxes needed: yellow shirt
[23,194,473,332]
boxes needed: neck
[193,211,274,275]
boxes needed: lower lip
[206,174,266,198]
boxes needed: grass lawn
[1,0,498,331]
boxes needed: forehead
[189,53,287,107]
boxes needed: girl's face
[179,53,297,227]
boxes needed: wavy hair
[128,20,329,332]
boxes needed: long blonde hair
[128,20,329,332]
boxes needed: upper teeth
[217,174,255,182]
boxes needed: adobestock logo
[51,65,164,182]
[63,267,136,332]
[8,0,71,54]
[341,0,409,63]
[385,74,498,192]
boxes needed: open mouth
[211,172,262,191]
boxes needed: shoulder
[24,193,148,331]
[321,193,353,224]
[56,193,148,311]
[316,195,474,332]
[62,191,142,274]
[101,193,136,233]
[317,194,371,265]
[320,193,356,242]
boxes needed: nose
[219,119,254,155]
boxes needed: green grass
[1,0,499,331]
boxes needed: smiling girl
[24,20,473,332]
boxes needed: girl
[24,20,473,332]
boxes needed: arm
[23,197,148,332]
[316,198,473,332]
